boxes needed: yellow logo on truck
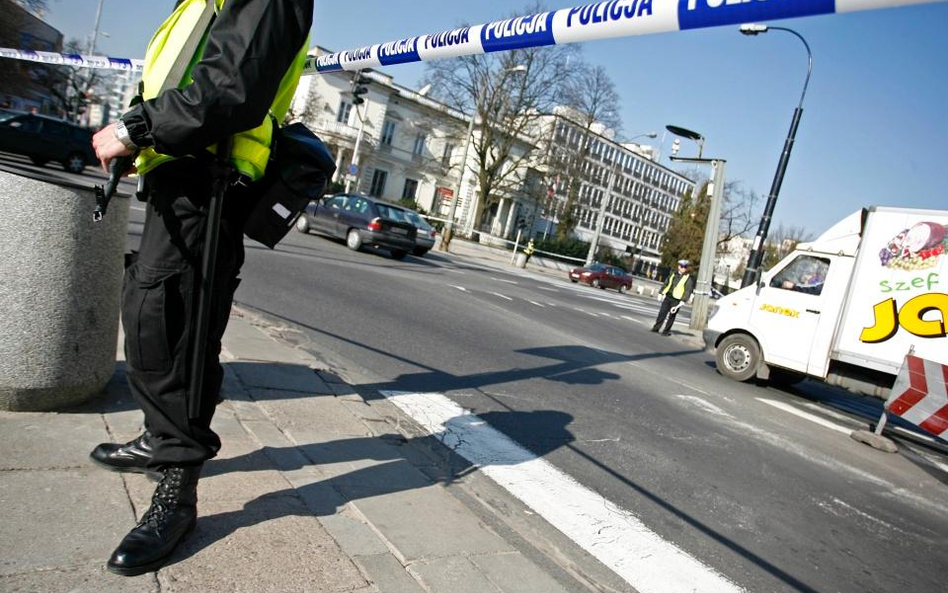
[860,292,948,343]
[760,304,800,319]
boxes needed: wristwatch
[113,120,138,150]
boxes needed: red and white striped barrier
[885,354,948,438]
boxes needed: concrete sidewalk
[0,306,627,593]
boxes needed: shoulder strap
[160,0,217,93]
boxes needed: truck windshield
[770,255,830,296]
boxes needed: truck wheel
[716,333,760,382]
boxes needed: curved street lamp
[739,23,813,287]
[666,124,704,158]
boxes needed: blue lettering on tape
[678,0,835,30]
[566,0,654,28]
[379,37,420,66]
[108,57,132,69]
[343,46,374,62]
[481,12,555,52]
[315,53,343,72]
[423,27,471,51]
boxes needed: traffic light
[351,69,371,105]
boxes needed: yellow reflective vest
[134,0,307,181]
[662,273,691,300]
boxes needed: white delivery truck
[705,207,948,398]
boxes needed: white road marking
[756,398,852,435]
[575,308,598,317]
[621,315,644,324]
[537,286,559,292]
[491,292,513,301]
[450,285,468,292]
[380,391,744,593]
[528,300,546,308]
[675,395,730,417]
[491,277,519,285]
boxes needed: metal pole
[742,27,812,287]
[585,163,618,267]
[691,159,727,331]
[344,103,367,193]
[89,0,105,55]
[441,84,486,251]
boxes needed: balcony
[313,117,364,144]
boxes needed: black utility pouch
[243,122,336,249]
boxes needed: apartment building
[533,110,696,277]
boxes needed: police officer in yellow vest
[651,259,695,336]
[90,0,311,576]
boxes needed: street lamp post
[666,124,724,332]
[440,64,527,252]
[585,132,657,267]
[739,23,813,287]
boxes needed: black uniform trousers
[652,296,682,333]
[122,159,253,469]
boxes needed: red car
[568,263,633,293]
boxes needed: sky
[40,0,948,237]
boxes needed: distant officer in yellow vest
[90,0,311,576]
[651,259,695,336]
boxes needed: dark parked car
[295,193,417,259]
[0,112,97,174]
[568,263,633,293]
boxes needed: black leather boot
[106,465,202,576]
[90,431,159,479]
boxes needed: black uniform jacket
[121,0,313,157]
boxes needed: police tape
[312,0,943,73]
[1,0,944,75]
[0,47,142,72]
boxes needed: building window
[369,169,388,197]
[412,133,426,156]
[381,120,395,146]
[402,178,418,200]
[337,101,352,124]
[442,142,455,167]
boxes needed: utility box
[0,170,128,411]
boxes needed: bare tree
[424,3,577,247]
[553,62,622,239]
[47,39,105,121]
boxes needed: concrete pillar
[0,171,128,411]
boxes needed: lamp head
[665,125,703,142]
[740,23,769,36]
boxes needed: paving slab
[352,553,427,593]
[0,469,133,576]
[159,499,367,593]
[408,556,502,593]
[0,412,110,470]
[230,360,332,394]
[220,315,310,365]
[470,552,571,593]
[0,564,158,593]
[352,485,515,563]
[253,392,370,439]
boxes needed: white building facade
[289,48,536,240]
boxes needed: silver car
[404,210,437,256]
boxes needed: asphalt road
[7,152,944,593]
[231,224,946,593]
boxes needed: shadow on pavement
[173,409,575,565]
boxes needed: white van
[705,207,947,397]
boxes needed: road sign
[348,163,358,175]
[886,354,948,438]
